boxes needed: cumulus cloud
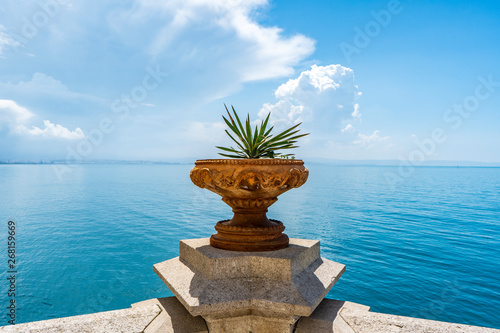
[0,99,34,124]
[14,73,69,92]
[0,99,85,140]
[15,120,85,140]
[259,100,304,127]
[258,65,393,155]
[258,64,362,132]
[273,64,358,99]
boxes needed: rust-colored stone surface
[190,159,309,251]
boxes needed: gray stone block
[296,299,370,333]
[296,298,500,333]
[154,238,345,333]
[132,297,208,333]
[177,238,321,281]
[0,304,161,333]
[340,305,500,333]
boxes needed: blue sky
[0,0,499,163]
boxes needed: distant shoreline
[1,160,499,167]
[0,160,189,165]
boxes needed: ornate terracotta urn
[190,159,308,251]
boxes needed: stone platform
[2,297,499,332]
[1,237,500,332]
[153,238,345,332]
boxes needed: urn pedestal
[153,238,345,333]
[190,159,309,251]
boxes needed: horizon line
[1,159,500,167]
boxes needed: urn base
[210,219,289,251]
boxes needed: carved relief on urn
[190,159,308,251]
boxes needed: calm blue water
[0,164,499,328]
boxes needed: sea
[0,163,499,328]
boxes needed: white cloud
[15,120,85,140]
[112,0,315,83]
[258,65,394,157]
[353,130,391,149]
[352,103,360,119]
[0,99,34,124]
[0,73,103,103]
[0,24,20,56]
[15,73,69,92]
[259,100,304,127]
[341,123,356,134]
[258,64,362,131]
[274,64,357,98]
[0,99,85,140]
[184,121,226,143]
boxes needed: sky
[0,0,499,164]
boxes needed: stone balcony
[1,238,498,333]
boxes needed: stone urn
[190,159,309,251]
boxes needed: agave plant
[216,105,309,159]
